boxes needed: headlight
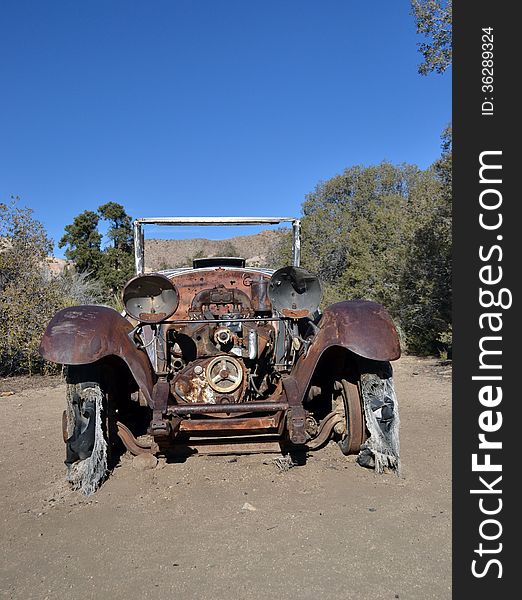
[268,266,322,318]
[122,274,179,323]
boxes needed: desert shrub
[0,199,100,375]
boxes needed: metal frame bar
[165,317,287,325]
[167,401,289,415]
[133,216,301,274]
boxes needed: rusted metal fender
[39,305,155,406]
[286,300,401,403]
[318,300,400,361]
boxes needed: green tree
[98,201,133,251]
[411,0,452,75]
[58,210,102,274]
[410,0,452,349]
[97,202,134,294]
[273,147,452,354]
[299,162,422,306]
[399,126,452,353]
[59,202,134,298]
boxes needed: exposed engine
[123,262,322,408]
[169,320,276,405]
[167,281,279,404]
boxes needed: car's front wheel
[356,360,400,474]
[333,360,400,474]
[63,365,110,495]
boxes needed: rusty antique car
[40,217,401,494]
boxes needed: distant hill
[45,257,68,275]
[144,229,286,271]
[36,229,287,275]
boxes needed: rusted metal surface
[163,268,272,320]
[340,379,366,453]
[189,286,253,317]
[171,438,283,456]
[282,308,309,319]
[39,305,155,406]
[281,376,307,445]
[179,415,280,433]
[320,301,400,361]
[286,407,307,444]
[150,379,170,436]
[249,278,271,312]
[172,357,246,404]
[286,300,400,408]
[173,360,217,404]
[116,421,159,455]
[167,401,289,415]
[306,411,343,450]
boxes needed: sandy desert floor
[0,355,451,600]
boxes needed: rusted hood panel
[166,268,272,319]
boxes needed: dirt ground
[0,356,451,600]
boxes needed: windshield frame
[132,216,301,275]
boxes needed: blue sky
[1,0,451,256]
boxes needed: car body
[40,216,401,494]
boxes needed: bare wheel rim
[338,378,365,455]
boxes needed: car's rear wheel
[63,365,110,495]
